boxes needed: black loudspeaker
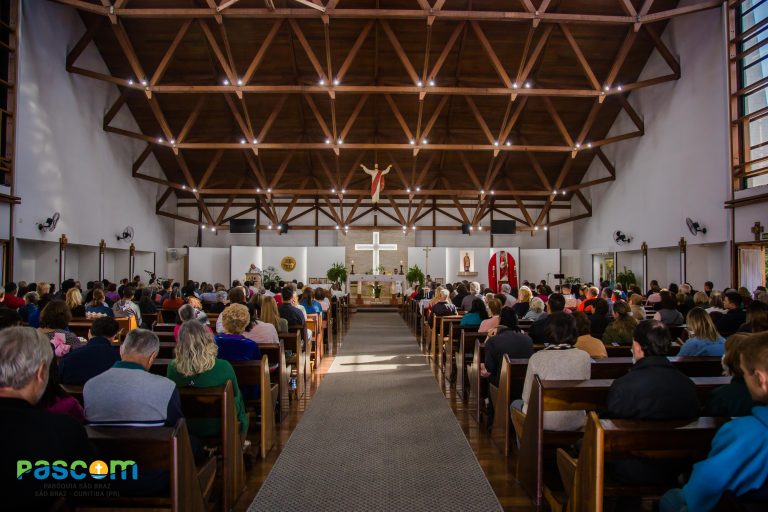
[554,273,565,279]
[461,223,471,234]
[230,219,256,233]
[491,220,517,234]
[279,224,289,234]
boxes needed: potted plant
[372,282,382,299]
[262,266,281,289]
[405,265,425,287]
[326,262,348,288]
[616,267,637,290]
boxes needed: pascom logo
[16,460,138,481]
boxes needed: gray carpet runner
[249,312,502,511]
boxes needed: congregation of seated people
[0,273,343,509]
[406,276,768,510]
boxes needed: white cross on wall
[355,231,397,274]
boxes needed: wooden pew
[77,419,216,512]
[561,412,726,512]
[152,322,176,333]
[69,316,134,339]
[142,312,158,329]
[231,357,276,459]
[306,313,323,370]
[445,322,479,384]
[257,341,290,420]
[468,341,488,423]
[176,382,245,511]
[433,315,461,362]
[280,330,305,399]
[457,331,487,400]
[516,374,729,509]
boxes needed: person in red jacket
[2,282,25,310]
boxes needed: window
[733,0,768,188]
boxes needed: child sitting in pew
[661,331,768,512]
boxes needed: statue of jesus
[361,163,392,203]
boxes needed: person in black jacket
[452,284,468,309]
[528,293,565,344]
[589,298,611,338]
[278,288,305,327]
[482,308,533,387]
[603,320,699,487]
[58,317,121,385]
[716,292,747,337]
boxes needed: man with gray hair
[84,328,183,427]
[461,281,483,311]
[0,327,95,508]
[500,283,517,308]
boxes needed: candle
[351,259,354,264]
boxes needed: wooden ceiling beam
[559,23,601,92]
[131,144,153,175]
[428,21,464,82]
[498,96,528,146]
[643,24,681,76]
[380,20,420,85]
[256,94,289,142]
[66,18,105,69]
[198,149,225,189]
[215,176,246,225]
[420,94,449,143]
[268,152,296,189]
[542,96,574,148]
[575,189,592,214]
[156,187,173,212]
[62,3,726,25]
[518,25,553,84]
[198,20,236,85]
[339,94,369,142]
[103,90,128,128]
[605,28,638,88]
[470,21,513,88]
[288,19,328,81]
[336,20,373,82]
[176,95,207,144]
[341,151,367,189]
[302,93,333,140]
[344,196,365,224]
[464,96,496,146]
[150,20,191,87]
[386,152,413,189]
[243,19,283,83]
[174,153,215,225]
[384,94,414,142]
[111,20,147,83]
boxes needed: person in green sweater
[167,319,249,437]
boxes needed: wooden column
[641,241,648,293]
[98,239,106,281]
[58,234,68,288]
[129,243,136,279]
[679,237,687,284]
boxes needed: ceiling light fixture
[157,137,163,144]
[202,224,206,229]
[181,185,186,190]
[416,80,423,87]
[524,82,531,88]
[333,78,340,86]
[267,188,272,193]
[416,186,420,192]
[252,139,258,144]
[331,188,336,193]
[325,138,331,144]
[140,79,147,86]
[223,79,230,85]
[240,139,246,144]
[534,226,539,231]
[493,141,499,147]
[192,188,197,193]
[478,225,483,231]
[319,79,326,86]
[422,139,428,145]
[506,141,511,146]
[128,79,134,85]
[337,138,343,144]
[236,78,243,86]
[429,79,435,86]
[512,82,519,89]
[409,139,415,145]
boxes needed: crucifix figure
[361,163,392,203]
[422,246,432,277]
[752,222,765,242]
[355,231,397,274]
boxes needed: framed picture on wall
[457,249,478,276]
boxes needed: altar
[347,274,406,304]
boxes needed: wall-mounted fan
[613,230,632,245]
[686,218,707,236]
[37,212,60,232]
[116,226,134,242]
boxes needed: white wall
[307,247,346,281]
[572,5,730,285]
[230,246,263,284]
[188,248,230,285]
[263,247,307,283]
[10,0,174,282]
[520,249,561,284]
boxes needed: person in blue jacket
[661,332,768,512]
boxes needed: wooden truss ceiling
[56,0,723,229]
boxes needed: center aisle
[249,312,502,511]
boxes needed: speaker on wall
[461,223,471,235]
[230,219,256,234]
[490,220,517,235]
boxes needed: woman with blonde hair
[167,320,249,436]
[706,291,726,314]
[693,291,709,308]
[65,287,85,317]
[602,301,638,346]
[629,293,646,322]
[703,333,756,417]
[259,296,288,333]
[513,286,533,318]
[679,307,725,356]
[213,304,261,361]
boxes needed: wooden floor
[234,314,536,511]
